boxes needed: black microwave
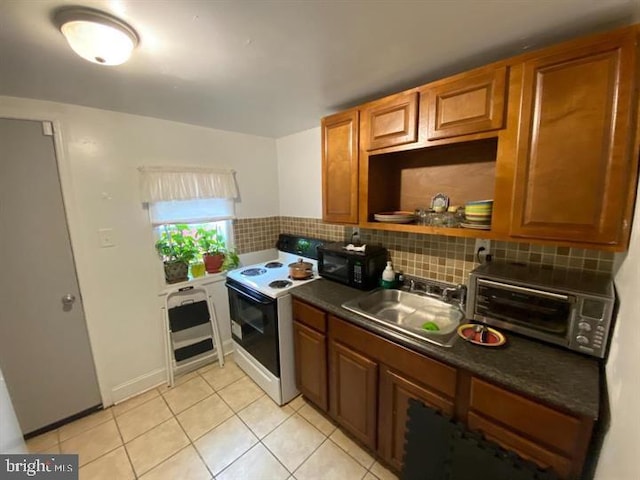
[318,243,388,290]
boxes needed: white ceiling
[1,0,639,138]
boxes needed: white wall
[0,366,25,454]
[276,126,322,217]
[595,181,640,479]
[0,95,279,406]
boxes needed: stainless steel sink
[342,288,464,347]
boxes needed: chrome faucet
[442,284,467,310]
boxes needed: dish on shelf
[460,222,491,230]
[431,193,450,210]
[374,211,416,223]
[466,199,494,206]
[457,323,506,347]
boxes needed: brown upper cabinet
[321,25,640,249]
[509,29,638,246]
[322,110,359,224]
[361,91,419,151]
[424,65,508,140]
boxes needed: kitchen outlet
[474,238,491,262]
[98,228,116,248]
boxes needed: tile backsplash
[234,216,615,285]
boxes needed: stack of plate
[461,200,493,230]
[374,211,415,224]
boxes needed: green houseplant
[155,224,199,283]
[196,227,240,273]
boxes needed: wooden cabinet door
[510,32,637,245]
[426,66,507,140]
[378,366,455,471]
[329,339,378,448]
[362,92,418,151]
[293,321,328,411]
[322,110,359,224]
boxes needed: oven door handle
[227,282,273,305]
[477,279,571,301]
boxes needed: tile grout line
[108,406,139,479]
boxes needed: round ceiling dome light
[54,8,139,66]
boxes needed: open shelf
[360,221,498,239]
[363,138,500,238]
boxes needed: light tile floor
[25,357,399,480]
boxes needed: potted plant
[196,227,228,273]
[155,224,199,283]
[196,227,241,273]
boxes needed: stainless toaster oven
[467,262,615,358]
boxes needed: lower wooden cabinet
[467,412,573,479]
[292,299,594,479]
[378,366,455,471]
[329,339,378,449]
[293,321,328,411]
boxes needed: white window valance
[138,166,238,203]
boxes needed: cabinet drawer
[362,92,419,151]
[469,378,581,455]
[468,412,572,479]
[329,315,456,397]
[293,299,327,333]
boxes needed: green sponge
[422,321,440,331]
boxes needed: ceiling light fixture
[54,8,139,66]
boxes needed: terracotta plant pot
[164,261,189,284]
[203,253,225,273]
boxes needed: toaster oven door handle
[477,279,571,301]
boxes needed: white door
[0,118,101,435]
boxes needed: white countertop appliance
[225,234,324,405]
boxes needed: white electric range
[225,234,325,405]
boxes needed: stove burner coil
[265,262,283,269]
[269,280,293,289]
[241,268,267,277]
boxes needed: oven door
[473,278,574,344]
[226,279,280,377]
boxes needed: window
[138,166,239,278]
[149,198,234,251]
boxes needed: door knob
[62,294,76,305]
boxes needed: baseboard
[110,368,167,406]
[222,338,234,355]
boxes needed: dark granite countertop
[291,279,600,419]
